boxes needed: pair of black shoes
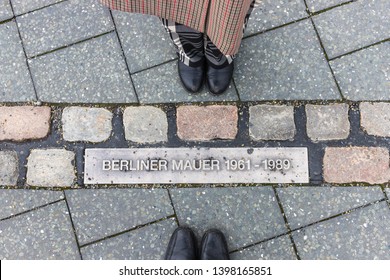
[165,227,230,260]
[178,59,234,95]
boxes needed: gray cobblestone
[0,151,18,186]
[360,102,390,137]
[0,0,13,21]
[26,149,75,187]
[313,0,390,59]
[17,0,114,57]
[306,104,350,142]
[123,106,168,143]
[249,105,295,141]
[81,218,177,260]
[62,107,113,143]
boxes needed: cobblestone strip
[0,151,18,186]
[323,147,390,184]
[0,106,51,141]
[360,102,390,137]
[176,105,238,141]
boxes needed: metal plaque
[84,147,309,184]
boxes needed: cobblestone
[62,107,113,143]
[26,149,75,187]
[306,104,350,142]
[360,102,390,137]
[123,106,168,143]
[0,151,18,186]
[249,105,295,141]
[323,147,390,184]
[176,105,238,141]
[0,106,51,141]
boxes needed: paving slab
[17,0,114,57]
[330,42,390,101]
[170,187,287,251]
[306,0,351,12]
[277,186,385,229]
[0,201,80,260]
[11,0,63,15]
[29,33,137,103]
[113,11,176,73]
[123,106,168,143]
[0,189,63,220]
[360,102,390,136]
[26,149,76,187]
[81,218,177,260]
[305,104,350,142]
[0,151,18,186]
[0,21,35,102]
[62,107,113,143]
[231,235,297,260]
[235,20,340,101]
[293,202,390,259]
[245,0,307,36]
[249,105,296,141]
[0,0,13,21]
[132,60,239,104]
[65,189,174,245]
[313,0,390,59]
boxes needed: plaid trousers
[162,0,256,67]
[100,0,261,56]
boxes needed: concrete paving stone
[330,43,390,101]
[360,102,390,137]
[0,21,35,102]
[0,189,63,220]
[323,147,390,184]
[0,151,18,186]
[386,189,390,198]
[245,0,307,36]
[313,0,390,59]
[249,105,295,141]
[176,105,238,141]
[113,11,176,73]
[0,0,13,21]
[231,235,297,260]
[81,218,177,260]
[293,202,390,259]
[277,186,385,230]
[0,201,80,260]
[65,189,174,245]
[235,20,340,101]
[62,107,113,143]
[11,0,63,15]
[170,187,287,251]
[306,0,351,12]
[305,104,350,142]
[29,33,136,103]
[17,0,114,57]
[26,149,75,187]
[123,106,168,143]
[132,60,239,103]
[0,106,51,141]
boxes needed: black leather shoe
[178,60,205,93]
[206,62,234,95]
[200,229,230,260]
[165,227,198,260]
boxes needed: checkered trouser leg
[162,0,257,67]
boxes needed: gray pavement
[1,0,390,260]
